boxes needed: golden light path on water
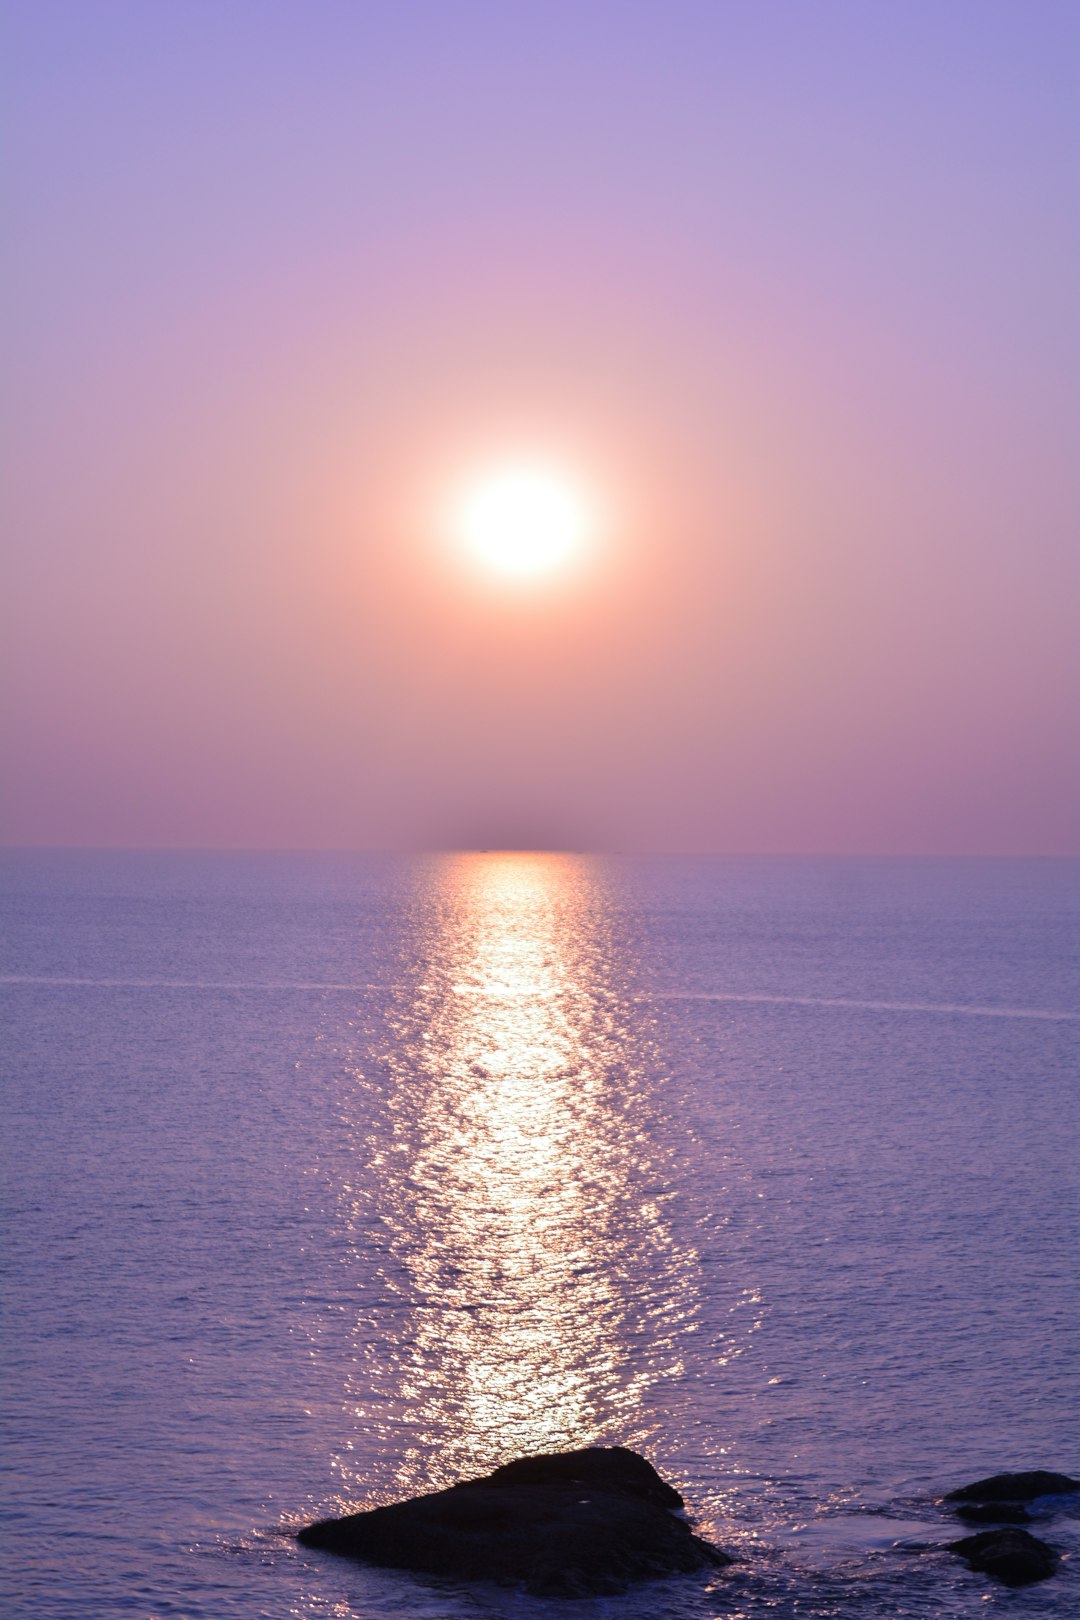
[326,853,708,1502]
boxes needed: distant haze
[3,0,1076,853]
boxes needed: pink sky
[3,0,1077,853]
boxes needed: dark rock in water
[946,1528,1059,1586]
[297,1445,732,1597]
[955,1500,1031,1525]
[946,1469,1079,1502]
[482,1446,684,1508]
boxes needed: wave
[644,990,1079,1021]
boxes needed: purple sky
[4,0,1077,853]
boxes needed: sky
[3,0,1076,854]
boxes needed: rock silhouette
[297,1445,731,1597]
[946,1469,1078,1502]
[946,1527,1059,1585]
[954,1501,1031,1525]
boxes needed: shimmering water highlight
[2,851,1077,1618]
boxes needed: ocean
[2,850,1077,1617]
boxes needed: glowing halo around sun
[454,465,593,579]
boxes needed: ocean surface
[1,851,1077,1618]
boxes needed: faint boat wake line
[1,975,1077,1023]
[642,990,1080,1022]
[0,974,382,991]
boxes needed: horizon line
[1,843,1077,861]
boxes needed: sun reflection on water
[332,853,699,1498]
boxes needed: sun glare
[456,467,591,579]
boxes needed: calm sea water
[2,852,1077,1618]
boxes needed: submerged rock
[946,1527,1059,1586]
[954,1500,1031,1525]
[946,1469,1078,1503]
[297,1445,732,1597]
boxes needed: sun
[455,466,592,578]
